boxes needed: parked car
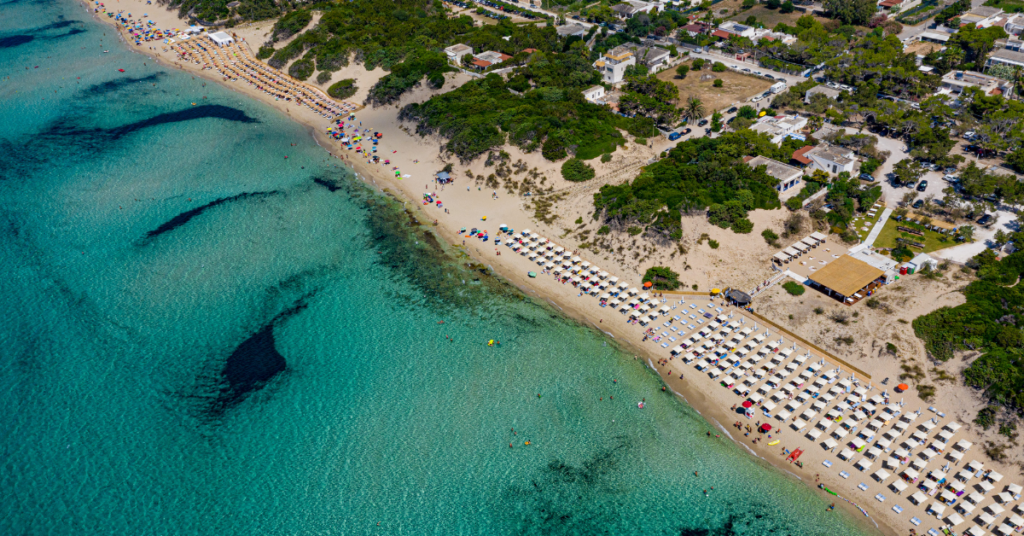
[943,174,959,183]
[916,180,928,192]
[668,132,682,141]
[977,214,994,226]
[697,119,708,127]
[681,128,692,135]
[859,173,875,181]
[912,199,924,209]
[727,107,738,114]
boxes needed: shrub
[561,158,596,182]
[643,266,682,290]
[289,58,315,81]
[814,307,824,314]
[782,281,805,296]
[711,62,726,72]
[762,228,779,245]
[860,157,881,175]
[692,58,705,70]
[601,153,612,163]
[676,65,689,79]
[780,0,794,13]
[316,70,333,85]
[328,79,358,99]
[713,79,723,88]
[543,137,568,161]
[731,217,753,234]
[597,225,611,235]
[257,45,275,60]
[627,226,643,235]
[708,239,720,249]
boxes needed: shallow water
[0,1,879,534]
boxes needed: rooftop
[807,144,854,165]
[445,44,472,54]
[809,255,885,297]
[792,145,814,165]
[746,155,804,182]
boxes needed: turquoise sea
[0,1,880,534]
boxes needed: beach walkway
[862,208,893,248]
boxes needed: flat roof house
[556,23,587,38]
[444,43,473,64]
[940,70,1014,96]
[804,85,841,104]
[795,144,856,175]
[750,115,808,145]
[594,45,636,84]
[745,155,804,193]
[583,85,606,102]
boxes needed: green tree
[893,159,923,185]
[713,79,724,87]
[682,97,706,122]
[561,158,596,181]
[676,65,690,79]
[780,1,795,13]
[712,62,727,72]
[643,266,682,290]
[823,0,879,25]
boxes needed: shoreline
[80,5,898,534]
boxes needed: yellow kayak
[768,440,780,446]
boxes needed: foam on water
[0,1,881,534]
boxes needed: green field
[984,0,1024,12]
[850,206,885,242]
[873,218,963,254]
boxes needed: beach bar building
[806,255,885,305]
[209,31,235,46]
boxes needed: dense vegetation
[593,131,785,237]
[782,281,805,296]
[642,266,681,290]
[401,43,656,163]
[561,158,596,182]
[327,79,357,100]
[914,251,1024,417]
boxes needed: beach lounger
[910,517,921,526]
[892,505,903,514]
[875,494,885,502]
[839,471,850,479]
[858,483,868,491]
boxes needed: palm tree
[683,97,706,123]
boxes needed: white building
[628,44,671,73]
[444,43,473,65]
[804,85,841,104]
[794,144,857,175]
[717,21,756,38]
[750,115,808,145]
[959,6,1004,28]
[941,70,1014,96]
[594,46,636,84]
[209,31,234,46]
[745,155,804,193]
[583,85,606,102]
[556,23,587,38]
[611,0,655,19]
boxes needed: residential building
[717,21,755,38]
[804,85,841,104]
[750,28,797,44]
[556,23,587,38]
[444,43,473,65]
[919,27,955,44]
[626,44,671,72]
[986,47,1024,69]
[1003,14,1024,36]
[995,37,1024,52]
[611,0,655,19]
[593,45,636,84]
[940,70,1014,96]
[878,0,921,13]
[745,155,804,192]
[582,85,606,102]
[680,22,710,37]
[793,144,857,175]
[959,6,1003,27]
[750,115,808,145]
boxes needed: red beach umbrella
[760,424,772,432]
[643,281,653,288]
[742,401,753,408]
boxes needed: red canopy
[760,424,772,432]
[741,401,753,408]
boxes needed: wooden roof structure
[808,255,884,297]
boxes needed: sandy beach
[80,3,1024,535]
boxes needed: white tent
[910,491,927,505]
[966,526,987,536]
[209,31,235,46]
[873,468,890,482]
[822,438,838,450]
[928,502,946,516]
[946,512,965,526]
[890,479,907,493]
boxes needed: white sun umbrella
[581,261,591,269]
[910,491,927,505]
[1008,483,1023,495]
[996,524,1014,536]
[903,468,920,480]
[598,271,609,279]
[966,526,987,536]
[822,437,838,450]
[978,512,997,526]
[947,512,965,526]
[929,502,947,516]
[960,501,977,514]
[967,492,985,504]
[988,471,1004,483]
[988,502,1006,516]
[554,246,564,254]
[571,255,581,264]
[890,479,907,493]
[949,480,966,492]
[1009,513,1024,526]
[980,480,996,492]
[945,421,962,433]
[618,282,629,291]
[920,478,937,491]
[940,489,958,502]
[873,468,891,481]
[996,491,1013,503]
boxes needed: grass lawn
[984,0,1024,13]
[872,218,963,254]
[729,6,826,27]
[849,206,886,242]
[657,63,772,113]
